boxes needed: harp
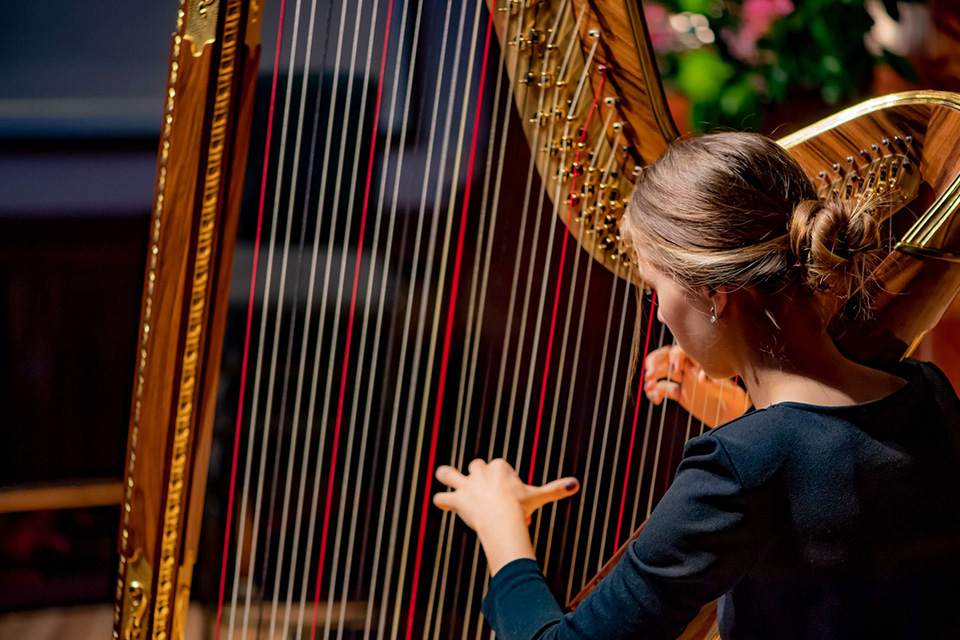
[113,1,960,640]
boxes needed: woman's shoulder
[692,357,960,487]
[686,408,795,488]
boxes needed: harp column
[114,1,263,638]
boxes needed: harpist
[434,132,960,640]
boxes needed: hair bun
[788,194,882,304]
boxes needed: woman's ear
[711,288,728,320]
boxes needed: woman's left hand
[433,459,579,574]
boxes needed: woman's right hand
[643,345,750,428]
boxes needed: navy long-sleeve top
[482,359,960,639]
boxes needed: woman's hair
[620,132,883,312]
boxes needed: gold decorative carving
[150,2,242,637]
[121,550,153,640]
[114,3,187,639]
[171,552,195,640]
[186,0,220,56]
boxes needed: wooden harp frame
[113,0,960,638]
[114,0,263,637]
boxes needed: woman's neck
[733,308,905,410]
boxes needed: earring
[710,307,717,323]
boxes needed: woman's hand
[433,459,579,574]
[643,345,751,428]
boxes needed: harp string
[255,2,340,614]
[261,0,373,635]
[646,337,678,516]
[230,0,327,634]
[335,0,428,633]
[534,98,615,559]
[397,3,491,640]
[486,8,547,463]
[614,292,658,547]
[309,0,400,637]
[373,3,476,640]
[538,218,596,574]
[636,323,669,520]
[512,2,575,485]
[504,35,600,471]
[425,42,512,640]
[526,28,600,485]
[532,97,614,552]
[215,0,290,635]
[583,268,634,573]
[351,0,434,635]
[458,3,537,631]
[422,9,515,634]
[213,1,712,638]
[564,259,623,602]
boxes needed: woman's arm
[436,434,776,640]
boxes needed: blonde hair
[620,132,882,313]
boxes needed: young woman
[432,132,960,640]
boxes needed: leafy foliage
[646,0,907,131]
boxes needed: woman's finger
[644,357,671,387]
[435,465,466,489]
[467,458,486,476]
[526,477,580,511]
[432,492,458,512]
[668,345,686,382]
[644,345,671,375]
[645,380,680,404]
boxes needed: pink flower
[644,3,673,49]
[724,0,793,61]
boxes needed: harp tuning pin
[818,170,826,179]
[905,135,913,145]
[846,156,855,165]
[588,29,600,39]
[832,162,841,173]
[600,235,616,252]
[604,96,617,106]
[871,143,879,152]
[612,122,623,131]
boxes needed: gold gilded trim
[114,4,187,639]
[778,90,960,148]
[121,551,153,640]
[896,243,960,263]
[185,0,220,56]
[623,0,679,144]
[899,172,960,255]
[150,1,242,636]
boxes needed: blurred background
[1,0,958,637]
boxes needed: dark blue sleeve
[481,434,767,640]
